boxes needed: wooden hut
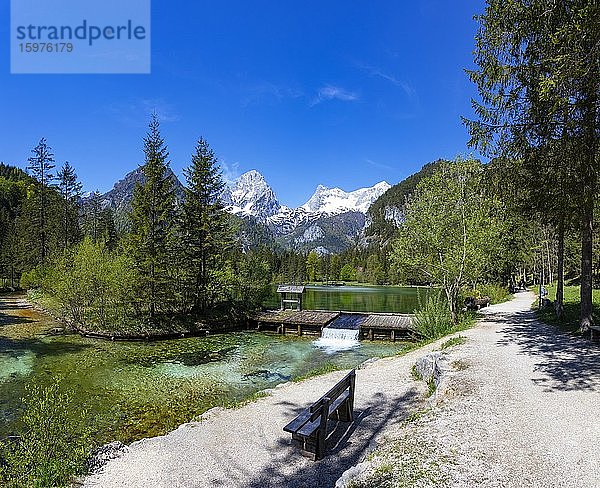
[277,285,305,311]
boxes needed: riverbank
[25,290,247,341]
[84,291,600,487]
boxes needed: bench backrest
[310,369,355,415]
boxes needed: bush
[412,292,453,340]
[476,283,511,304]
[19,266,47,290]
[0,379,93,488]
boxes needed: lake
[0,290,413,445]
[265,284,428,313]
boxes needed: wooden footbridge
[252,309,414,341]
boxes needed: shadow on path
[489,307,600,392]
[240,388,421,488]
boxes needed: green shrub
[19,266,47,290]
[0,379,93,488]
[413,292,453,340]
[476,283,511,304]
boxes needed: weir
[313,313,365,352]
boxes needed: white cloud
[312,85,359,105]
[106,98,180,125]
[219,159,240,185]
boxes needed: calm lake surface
[265,285,428,313]
[0,290,412,445]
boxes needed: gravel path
[435,290,600,487]
[348,291,600,487]
[84,291,600,487]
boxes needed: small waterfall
[321,327,360,341]
[313,315,362,353]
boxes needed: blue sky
[0,0,485,207]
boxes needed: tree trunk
[555,222,564,320]
[580,197,594,332]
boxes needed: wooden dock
[253,309,414,341]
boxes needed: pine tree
[181,137,231,314]
[27,138,55,263]
[129,115,177,322]
[57,162,82,251]
[83,191,102,242]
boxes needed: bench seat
[284,390,350,437]
[283,369,355,460]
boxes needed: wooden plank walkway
[253,310,414,340]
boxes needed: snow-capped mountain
[222,170,390,252]
[220,170,280,220]
[301,181,391,214]
[92,166,392,253]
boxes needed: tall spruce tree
[465,0,600,330]
[27,138,55,264]
[181,138,231,314]
[129,115,177,321]
[57,162,82,251]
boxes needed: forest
[0,1,599,335]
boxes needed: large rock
[414,351,448,389]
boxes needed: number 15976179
[19,43,74,53]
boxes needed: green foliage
[412,292,453,340]
[306,251,320,282]
[476,283,511,304]
[392,158,503,321]
[56,162,82,251]
[340,263,357,281]
[129,115,178,320]
[180,137,232,314]
[366,159,446,246]
[0,379,92,488]
[229,251,273,314]
[39,238,137,332]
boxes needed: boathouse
[277,284,305,311]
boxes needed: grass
[476,283,512,304]
[291,362,340,382]
[215,390,272,411]
[535,283,600,333]
[426,378,436,397]
[440,335,467,349]
[347,431,452,487]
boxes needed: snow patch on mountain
[294,224,325,245]
[301,181,391,215]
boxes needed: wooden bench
[283,369,356,460]
[589,326,600,343]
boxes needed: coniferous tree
[181,137,231,314]
[83,191,102,242]
[27,138,55,263]
[129,114,177,322]
[465,0,600,329]
[57,162,82,251]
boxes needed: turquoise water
[265,285,428,313]
[0,294,409,444]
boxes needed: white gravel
[83,291,600,487]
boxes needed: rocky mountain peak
[221,170,281,221]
